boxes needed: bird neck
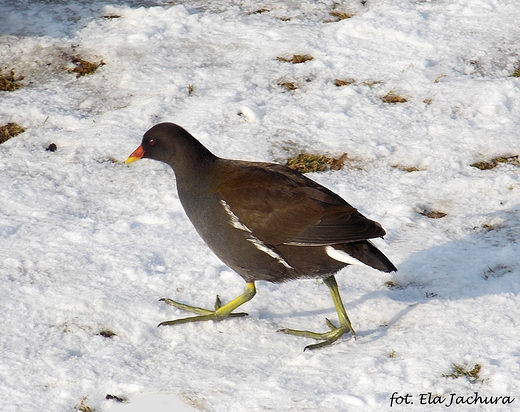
[172,151,218,193]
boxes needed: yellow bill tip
[125,156,140,164]
[126,145,145,164]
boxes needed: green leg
[158,282,256,327]
[278,275,355,350]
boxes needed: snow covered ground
[1,0,520,411]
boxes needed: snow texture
[1,0,520,411]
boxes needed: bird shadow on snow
[354,204,520,340]
[391,205,520,300]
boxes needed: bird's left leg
[278,275,355,350]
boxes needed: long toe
[158,290,252,327]
[159,297,215,316]
[278,320,354,350]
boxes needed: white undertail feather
[220,200,294,270]
[325,245,370,268]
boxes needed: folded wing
[214,162,386,246]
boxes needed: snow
[110,393,198,412]
[1,0,520,411]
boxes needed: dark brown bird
[127,122,396,350]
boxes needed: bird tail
[336,240,397,273]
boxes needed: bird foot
[158,296,248,327]
[278,318,356,351]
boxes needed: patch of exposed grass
[361,80,384,87]
[481,223,499,231]
[334,78,385,88]
[484,264,512,280]
[75,397,98,412]
[512,65,520,78]
[433,74,447,83]
[286,153,348,173]
[443,363,483,383]
[0,70,24,91]
[180,391,209,411]
[392,164,421,172]
[389,349,397,358]
[277,54,314,64]
[381,89,408,104]
[105,394,126,403]
[278,81,298,91]
[70,55,104,78]
[98,329,117,338]
[471,161,495,170]
[419,209,447,219]
[327,10,353,22]
[470,155,519,170]
[334,78,356,87]
[249,8,270,15]
[384,280,403,290]
[0,123,25,144]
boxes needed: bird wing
[213,161,386,246]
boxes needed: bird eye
[148,138,156,146]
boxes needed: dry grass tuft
[98,329,117,338]
[361,80,384,87]
[443,363,483,383]
[75,397,98,412]
[419,209,447,219]
[334,78,356,87]
[70,56,104,78]
[334,78,385,88]
[0,123,25,144]
[286,153,348,173]
[327,10,353,22]
[277,54,314,64]
[433,74,447,83]
[481,223,498,231]
[249,8,270,15]
[392,164,421,172]
[384,280,403,290]
[105,394,126,403]
[278,81,298,91]
[512,65,520,78]
[0,70,24,91]
[484,264,512,280]
[470,155,519,170]
[381,89,408,104]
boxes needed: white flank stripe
[247,238,294,270]
[325,246,369,268]
[220,200,252,232]
[220,199,293,270]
